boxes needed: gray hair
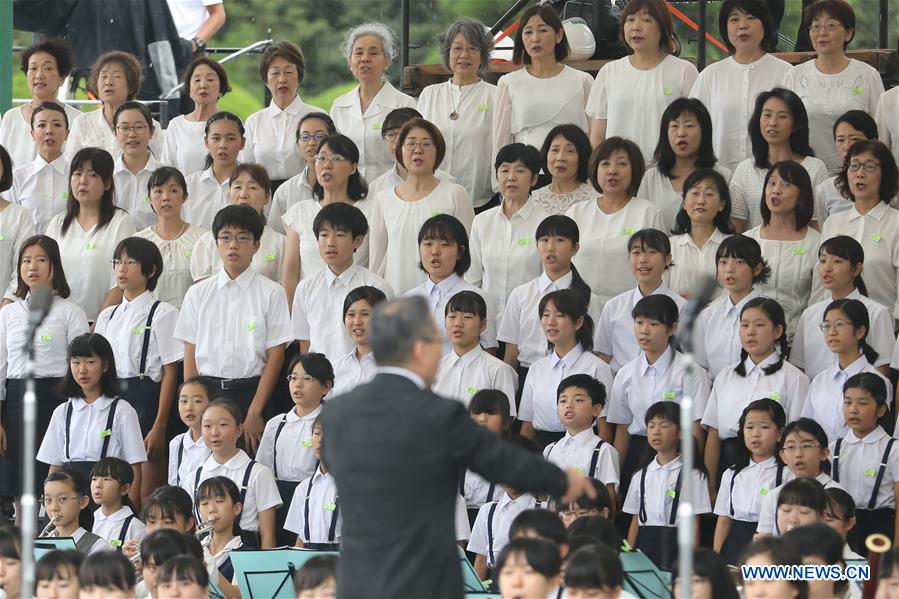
[342,22,397,67]
[439,17,494,75]
[370,296,437,367]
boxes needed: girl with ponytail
[793,235,893,379]
[802,299,893,442]
[183,111,245,230]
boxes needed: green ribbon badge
[301,440,313,447]
[323,502,337,511]
[666,489,677,498]
[517,238,530,246]
[264,254,275,262]
[431,211,442,217]
[621,228,636,236]
[99,428,112,438]
[0,234,5,241]
[184,250,193,258]
[144,196,151,204]
[467,386,478,394]
[477,104,489,112]
[85,242,97,250]
[759,488,770,496]
[662,391,676,399]
[247,321,257,332]
[663,87,673,95]
[791,247,808,256]
[864,468,877,477]
[851,86,864,95]
[132,327,145,335]
[39,335,53,342]
[372,123,383,130]
[872,233,882,242]
[109,539,123,547]
[769,392,781,401]
[62,192,68,200]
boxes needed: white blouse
[564,197,665,305]
[418,79,496,208]
[368,179,474,295]
[64,108,164,163]
[0,103,83,169]
[667,230,731,299]
[0,202,35,298]
[45,209,136,321]
[530,181,597,215]
[190,225,284,283]
[330,349,376,397]
[330,81,416,181]
[815,176,853,222]
[134,224,207,309]
[637,165,732,233]
[493,65,593,158]
[729,156,829,230]
[587,54,699,162]
[241,96,326,181]
[694,290,760,380]
[10,154,69,234]
[113,153,158,231]
[159,114,208,176]
[689,54,792,171]
[183,168,230,231]
[782,59,884,174]
[876,86,899,164]
[268,166,315,235]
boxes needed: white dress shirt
[94,291,184,381]
[543,428,620,488]
[466,198,549,322]
[694,290,760,379]
[622,456,711,526]
[190,225,284,282]
[638,165,731,233]
[268,167,315,235]
[135,224,208,309]
[10,153,68,234]
[467,492,537,567]
[703,353,810,439]
[45,209,136,321]
[159,114,208,176]
[433,345,519,415]
[829,426,899,510]
[607,346,711,436]
[564,197,665,304]
[256,405,322,482]
[113,153,159,230]
[167,430,210,486]
[241,96,325,181]
[757,472,843,535]
[0,103,82,170]
[530,182,597,216]
[519,344,614,432]
[366,164,457,209]
[284,466,341,544]
[291,263,394,362]
[0,295,89,402]
[667,230,730,299]
[331,81,416,181]
[876,86,899,164]
[183,167,230,231]
[174,266,292,378]
[461,466,500,510]
[714,456,792,522]
[330,350,377,397]
[92,506,147,547]
[0,202,35,298]
[64,109,164,162]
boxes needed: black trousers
[0,377,63,495]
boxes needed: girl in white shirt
[667,168,735,297]
[112,101,158,230]
[803,299,892,443]
[0,146,36,296]
[45,147,136,322]
[530,124,596,215]
[814,110,878,223]
[183,112,244,231]
[638,98,727,231]
[492,4,593,156]
[89,457,147,550]
[703,297,809,488]
[42,470,106,554]
[729,88,828,231]
[196,476,249,597]
[331,286,386,397]
[168,376,213,487]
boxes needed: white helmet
[563,17,595,61]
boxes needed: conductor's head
[370,296,443,385]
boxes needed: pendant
[449,111,459,120]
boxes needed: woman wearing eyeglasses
[369,118,474,295]
[781,0,883,175]
[281,134,371,305]
[112,101,158,230]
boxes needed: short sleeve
[167,436,181,485]
[518,374,536,422]
[605,374,632,425]
[36,403,66,465]
[367,193,388,276]
[497,288,523,345]
[173,285,200,344]
[495,365,519,418]
[791,311,809,370]
[189,234,216,281]
[786,371,810,423]
[586,66,608,120]
[251,464,283,511]
[688,365,711,421]
[701,381,720,429]
[264,286,292,348]
[680,62,699,99]
[692,471,712,514]
[729,162,751,221]
[492,76,513,159]
[621,470,642,515]
[596,302,615,355]
[451,184,475,232]
[466,216,485,287]
[693,310,710,370]
[117,404,149,463]
[868,305,895,369]
[465,503,490,556]
[594,443,620,488]
[284,478,309,536]
[154,304,185,365]
[714,468,735,516]
[290,280,312,341]
[255,416,281,473]
[755,489,777,534]
[455,494,471,542]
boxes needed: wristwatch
[192,37,206,53]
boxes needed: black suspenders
[194,459,256,519]
[833,437,896,510]
[729,462,786,517]
[272,414,288,480]
[833,438,844,481]
[459,468,496,503]
[303,466,339,543]
[65,398,120,461]
[110,300,161,379]
[639,466,683,525]
[545,439,605,478]
[176,436,185,486]
[116,515,134,550]
[486,501,499,566]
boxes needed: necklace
[153,222,188,241]
[449,81,477,121]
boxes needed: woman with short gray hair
[331,22,416,182]
[418,17,497,212]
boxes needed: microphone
[27,287,54,330]
[675,275,717,354]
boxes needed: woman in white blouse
[530,124,596,215]
[369,118,474,295]
[729,88,828,232]
[160,57,231,177]
[0,146,35,298]
[65,51,164,161]
[689,0,791,172]
[418,18,496,211]
[331,23,416,181]
[135,166,206,309]
[493,4,593,157]
[744,161,820,344]
[781,0,884,174]
[587,0,698,161]
[876,86,899,162]
[0,38,81,168]
[814,110,878,223]
[46,147,135,322]
[565,137,664,305]
[241,42,326,187]
[112,101,158,230]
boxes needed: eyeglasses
[314,153,349,163]
[818,320,852,332]
[115,124,149,135]
[809,22,843,34]
[848,160,881,173]
[403,140,435,150]
[383,130,400,142]
[215,233,255,244]
[41,495,79,507]
[286,373,317,385]
[781,443,820,452]
[450,45,480,55]
[298,132,328,142]
[110,258,140,268]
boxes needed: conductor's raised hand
[560,467,598,505]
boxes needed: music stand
[230,548,338,599]
[32,538,77,551]
[457,545,488,593]
[620,550,673,599]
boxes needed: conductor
[321,296,596,598]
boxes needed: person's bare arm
[613,424,630,472]
[258,507,277,548]
[502,343,519,369]
[519,421,536,440]
[183,342,198,379]
[282,228,300,309]
[714,516,732,553]
[474,554,488,580]
[627,515,639,548]
[590,119,607,148]
[129,464,142,509]
[245,345,285,454]
[193,3,226,47]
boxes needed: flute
[38,515,59,537]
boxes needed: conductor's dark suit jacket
[321,372,568,599]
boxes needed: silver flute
[38,515,59,537]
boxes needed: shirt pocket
[242,313,267,344]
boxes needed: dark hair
[0,144,11,192]
[718,0,777,53]
[671,169,736,235]
[749,88,814,169]
[818,235,867,296]
[313,201,369,239]
[287,352,335,388]
[678,548,740,598]
[293,555,338,594]
[513,4,569,64]
[445,290,487,320]
[205,398,243,429]
[197,476,243,537]
[780,418,831,475]
[740,537,809,598]
[112,237,164,291]
[417,214,471,276]
[654,98,717,178]
[588,137,645,196]
[735,297,788,376]
[539,289,595,351]
[784,521,846,565]
[824,299,879,364]
[369,297,438,366]
[343,285,388,318]
[732,398,786,471]
[157,555,209,589]
[565,544,623,591]
[557,374,606,407]
[495,142,542,185]
[836,140,899,204]
[395,118,446,170]
[62,148,117,236]
[554,479,615,521]
[203,111,245,169]
[297,111,337,140]
[535,215,592,303]
[36,550,84,583]
[627,228,672,261]
[843,372,889,424]
[56,333,119,398]
[0,526,20,560]
[833,110,878,140]
[631,294,680,346]
[640,401,709,476]
[90,457,135,510]
[539,126,590,183]
[14,235,71,299]
[231,163,272,206]
[825,487,859,550]
[44,469,86,497]
[183,56,231,98]
[716,235,771,284]
[803,0,856,49]
[619,0,678,54]
[509,509,567,546]
[79,550,134,591]
[760,160,814,230]
[312,134,368,202]
[147,166,188,197]
[259,41,306,84]
[382,107,423,136]
[21,37,74,79]
[141,485,195,526]
[31,100,70,130]
[776,477,828,514]
[496,537,562,579]
[212,204,264,241]
[112,100,154,131]
[88,51,143,100]
[468,389,513,436]
[140,528,203,567]
[178,375,217,401]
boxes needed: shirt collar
[93,506,133,523]
[426,273,461,297]
[835,354,870,379]
[726,290,759,317]
[205,449,251,471]
[34,153,67,175]
[640,345,674,376]
[213,536,244,559]
[182,430,205,450]
[114,153,157,175]
[850,202,889,221]
[324,263,359,288]
[120,290,154,313]
[562,428,596,446]
[498,492,534,509]
[743,351,780,375]
[287,403,323,423]
[200,167,229,187]
[844,426,887,445]
[451,345,484,368]
[266,95,304,117]
[648,455,682,473]
[538,271,573,294]
[552,344,584,369]
[71,395,116,412]
[376,366,427,390]
[499,198,537,221]
[815,472,833,486]
[215,266,256,290]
